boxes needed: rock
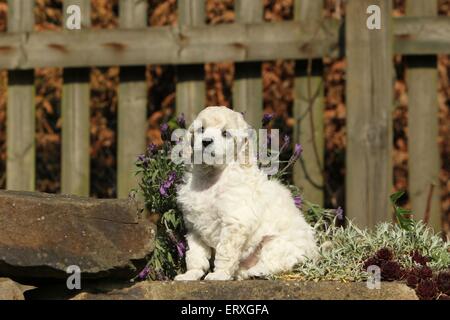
[0,190,155,280]
[0,278,34,300]
[71,280,418,300]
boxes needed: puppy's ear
[184,118,205,166]
[235,112,250,131]
[180,120,196,168]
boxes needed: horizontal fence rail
[394,17,450,54]
[0,20,340,68]
[0,17,450,70]
[0,0,448,231]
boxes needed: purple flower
[262,113,274,127]
[147,143,158,156]
[177,113,186,129]
[166,231,186,257]
[167,171,177,184]
[293,195,302,209]
[159,185,169,197]
[293,143,303,158]
[160,123,170,141]
[138,266,150,280]
[176,241,186,257]
[280,135,290,151]
[335,207,344,221]
[137,154,149,167]
[287,143,303,165]
[159,171,177,197]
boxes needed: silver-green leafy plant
[273,205,449,282]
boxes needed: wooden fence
[1,0,449,230]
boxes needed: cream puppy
[175,106,317,281]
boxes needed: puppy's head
[186,106,254,168]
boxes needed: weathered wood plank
[293,0,324,206]
[406,1,441,231]
[0,20,341,70]
[232,0,263,129]
[395,17,450,55]
[7,0,34,31]
[345,0,393,228]
[6,0,35,191]
[61,0,90,196]
[1,17,450,71]
[117,0,148,199]
[176,0,205,123]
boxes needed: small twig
[299,157,323,189]
[294,19,337,203]
[423,184,435,224]
[297,81,323,121]
[0,173,5,187]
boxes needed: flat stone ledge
[72,280,418,300]
[0,190,155,280]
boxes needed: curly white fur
[175,107,318,281]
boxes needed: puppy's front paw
[174,269,205,281]
[204,270,232,281]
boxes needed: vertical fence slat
[406,0,441,230]
[232,0,263,129]
[346,0,393,227]
[176,0,205,124]
[61,0,90,196]
[6,0,35,191]
[293,0,324,206]
[117,0,148,198]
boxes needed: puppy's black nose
[202,138,213,148]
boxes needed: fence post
[232,0,263,129]
[406,0,441,231]
[6,0,35,191]
[61,0,91,196]
[346,0,393,227]
[117,0,148,199]
[176,0,205,123]
[293,0,324,206]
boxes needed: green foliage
[133,117,186,280]
[390,191,415,231]
[274,203,450,282]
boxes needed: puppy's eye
[197,127,204,134]
[222,130,231,138]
